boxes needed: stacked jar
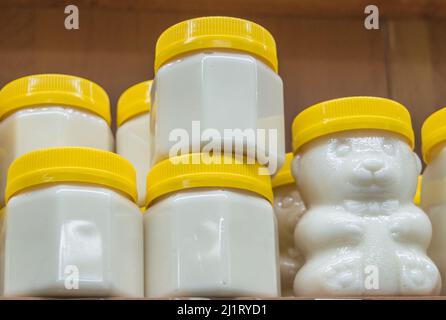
[0,74,142,297]
[144,16,285,297]
[116,81,152,207]
[145,153,279,297]
[150,16,285,174]
[3,147,143,297]
[0,74,114,207]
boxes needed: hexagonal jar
[116,81,152,207]
[144,153,280,297]
[3,147,143,297]
[151,17,285,174]
[0,74,114,207]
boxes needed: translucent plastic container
[0,74,114,207]
[291,97,440,296]
[116,81,152,206]
[3,147,143,297]
[272,153,306,296]
[151,17,285,174]
[144,153,280,297]
[421,108,446,295]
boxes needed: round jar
[291,97,440,296]
[116,80,152,206]
[271,153,306,296]
[144,153,279,297]
[421,108,446,295]
[0,74,114,207]
[152,16,285,174]
[3,147,143,297]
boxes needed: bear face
[292,129,421,207]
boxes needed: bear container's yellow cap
[145,153,273,207]
[154,16,278,73]
[0,74,111,125]
[271,153,295,188]
[292,96,415,153]
[421,107,446,163]
[6,147,137,203]
[117,80,152,127]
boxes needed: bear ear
[413,152,422,175]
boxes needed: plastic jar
[291,97,440,296]
[152,16,285,174]
[144,153,280,297]
[116,81,152,206]
[3,147,143,297]
[421,108,446,295]
[271,153,306,296]
[0,74,114,207]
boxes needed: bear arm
[389,206,432,249]
[295,208,365,256]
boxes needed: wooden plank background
[1,3,446,159]
[3,0,446,18]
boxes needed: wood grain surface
[2,0,446,18]
[1,3,446,158]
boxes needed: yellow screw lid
[154,16,278,73]
[117,80,152,127]
[0,74,111,125]
[292,96,415,153]
[6,147,137,203]
[145,153,273,207]
[272,153,295,188]
[413,175,422,206]
[421,107,446,163]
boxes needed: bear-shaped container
[291,96,441,296]
[272,153,306,296]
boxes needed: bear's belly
[295,218,403,295]
[360,218,400,294]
